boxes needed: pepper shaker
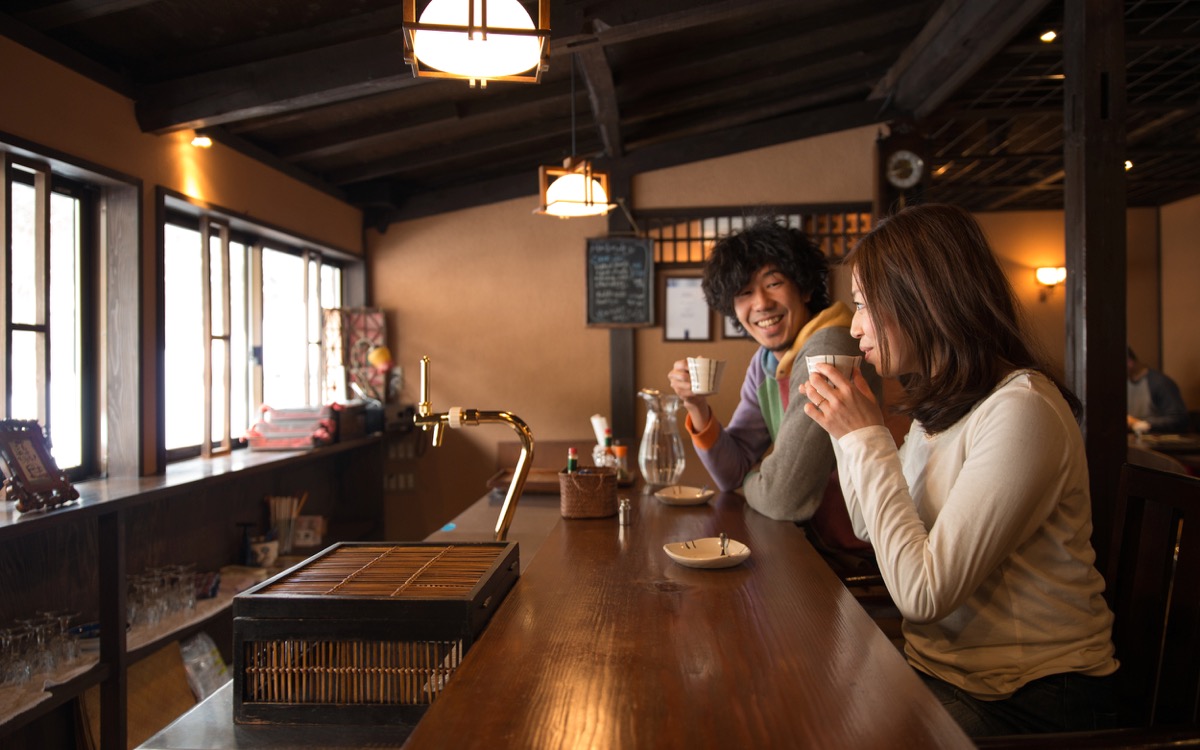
[618,497,631,525]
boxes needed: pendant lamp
[403,0,550,87]
[535,55,616,218]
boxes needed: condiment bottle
[565,447,578,473]
[612,443,633,485]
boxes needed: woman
[803,204,1118,736]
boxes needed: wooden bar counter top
[138,487,973,749]
[404,488,972,749]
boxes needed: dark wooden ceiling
[3,0,1200,229]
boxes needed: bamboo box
[232,541,519,725]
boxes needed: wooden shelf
[126,584,238,665]
[0,660,108,736]
[0,437,387,750]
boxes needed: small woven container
[559,467,618,519]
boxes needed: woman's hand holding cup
[803,360,884,439]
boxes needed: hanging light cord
[569,54,577,159]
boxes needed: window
[163,207,344,460]
[637,204,873,266]
[2,155,98,479]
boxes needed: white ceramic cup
[687,357,727,395]
[805,354,862,380]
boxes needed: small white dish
[663,537,751,569]
[654,485,715,506]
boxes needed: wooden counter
[138,488,972,749]
[404,489,972,749]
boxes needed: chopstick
[266,493,307,525]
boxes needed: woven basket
[559,467,618,519]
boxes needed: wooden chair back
[1107,463,1200,728]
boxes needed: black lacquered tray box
[233,541,519,725]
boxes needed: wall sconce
[1036,266,1066,301]
[403,0,550,88]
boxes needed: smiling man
[667,218,881,525]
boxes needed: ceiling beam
[148,6,409,81]
[14,0,162,30]
[0,10,133,95]
[554,0,834,50]
[133,0,803,134]
[872,0,1052,119]
[135,34,427,133]
[573,42,624,158]
[622,50,895,132]
[327,115,580,186]
[607,99,890,184]
[380,171,539,226]
[275,82,578,162]
[626,78,883,151]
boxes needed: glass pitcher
[637,388,686,486]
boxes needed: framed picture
[723,316,750,339]
[0,420,80,513]
[663,275,711,342]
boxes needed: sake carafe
[637,388,686,486]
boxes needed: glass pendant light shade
[544,173,612,218]
[536,161,616,218]
[405,0,549,84]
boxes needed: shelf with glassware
[0,436,386,749]
[383,422,423,497]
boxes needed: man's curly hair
[702,218,831,333]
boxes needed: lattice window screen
[637,205,872,266]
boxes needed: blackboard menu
[586,237,654,327]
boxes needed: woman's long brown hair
[849,203,1080,434]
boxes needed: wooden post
[606,168,637,443]
[1062,0,1126,573]
[99,509,128,750]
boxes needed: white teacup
[805,354,862,380]
[687,357,727,395]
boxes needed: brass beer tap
[414,355,535,542]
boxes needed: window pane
[164,224,205,450]
[308,257,322,404]
[10,182,37,324]
[230,241,250,439]
[210,231,226,336]
[10,330,41,421]
[211,339,226,444]
[261,248,307,407]
[49,191,83,470]
[321,266,341,309]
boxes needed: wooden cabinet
[0,437,384,750]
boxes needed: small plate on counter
[654,485,715,506]
[663,537,750,569]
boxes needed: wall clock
[886,149,925,189]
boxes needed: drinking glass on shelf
[159,563,197,615]
[0,626,32,686]
[17,616,56,675]
[53,611,81,665]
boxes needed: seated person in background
[666,218,887,531]
[804,204,1118,736]
[1126,346,1189,434]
